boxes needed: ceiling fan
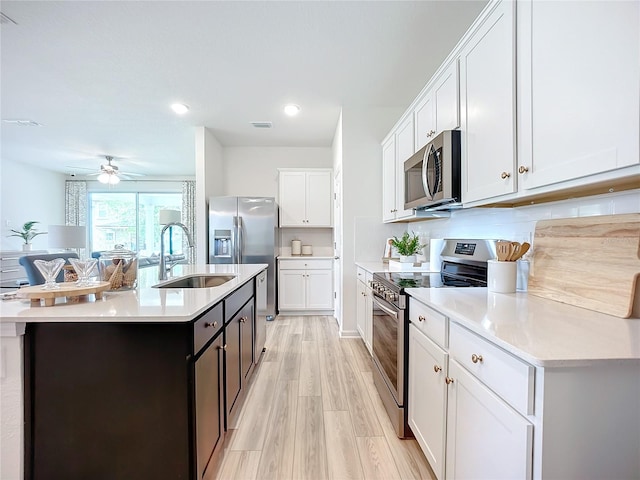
[67,156,144,184]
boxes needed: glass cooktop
[377,271,487,289]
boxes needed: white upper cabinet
[415,61,460,151]
[279,169,333,227]
[516,0,640,191]
[459,0,516,204]
[382,136,397,223]
[382,114,417,223]
[395,116,415,220]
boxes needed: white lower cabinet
[356,267,373,354]
[278,259,333,313]
[408,324,448,480]
[445,359,533,480]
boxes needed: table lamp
[48,225,87,255]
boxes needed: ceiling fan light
[108,173,120,185]
[97,172,110,184]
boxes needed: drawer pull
[445,377,454,385]
[471,353,483,364]
[418,315,426,322]
[518,165,529,174]
[218,344,227,351]
[501,171,511,179]
[204,321,218,328]
[433,365,442,373]
[239,317,247,323]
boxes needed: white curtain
[182,180,196,264]
[65,180,87,226]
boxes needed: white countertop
[355,261,389,273]
[278,255,334,260]
[0,264,267,323]
[406,287,640,367]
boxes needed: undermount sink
[153,274,236,289]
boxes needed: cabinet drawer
[409,298,448,349]
[356,267,373,284]
[194,303,223,355]
[279,259,333,270]
[225,280,254,322]
[449,322,534,415]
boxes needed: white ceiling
[1,0,487,177]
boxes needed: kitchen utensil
[511,242,530,261]
[496,241,511,261]
[528,213,640,318]
[508,242,521,261]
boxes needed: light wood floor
[214,315,435,480]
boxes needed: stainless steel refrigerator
[208,196,278,322]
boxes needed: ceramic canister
[291,240,302,255]
[301,245,312,255]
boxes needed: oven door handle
[372,296,399,320]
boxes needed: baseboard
[339,329,360,338]
[278,310,334,316]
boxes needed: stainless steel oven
[371,239,498,439]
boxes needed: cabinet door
[460,0,516,204]
[195,335,224,480]
[364,286,372,354]
[415,93,436,151]
[240,301,254,380]
[356,280,367,339]
[279,171,306,226]
[517,0,640,191]
[433,61,459,134]
[306,170,332,226]
[278,269,306,310]
[445,360,533,480]
[395,116,415,220]
[382,136,397,222]
[409,324,448,480]
[306,269,333,310]
[225,314,242,421]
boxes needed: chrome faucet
[159,221,195,281]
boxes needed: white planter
[22,244,32,252]
[399,255,416,263]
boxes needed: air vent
[3,119,42,127]
[0,12,18,25]
[250,121,272,129]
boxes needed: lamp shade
[159,209,181,225]
[48,225,87,249]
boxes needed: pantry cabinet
[414,61,459,151]
[382,136,397,222]
[459,0,516,204]
[516,0,640,192]
[278,258,333,313]
[278,169,333,227]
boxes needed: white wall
[223,146,332,198]
[195,126,225,263]
[0,160,66,251]
[340,105,404,336]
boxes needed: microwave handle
[421,144,436,199]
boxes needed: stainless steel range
[370,239,497,438]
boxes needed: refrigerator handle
[237,216,243,263]
[232,216,239,264]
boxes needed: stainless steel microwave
[404,130,461,210]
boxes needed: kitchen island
[405,287,640,480]
[0,263,267,480]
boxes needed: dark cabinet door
[195,334,224,480]
[225,312,242,421]
[241,301,254,380]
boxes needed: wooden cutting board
[528,213,640,318]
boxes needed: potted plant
[8,221,47,251]
[390,231,425,263]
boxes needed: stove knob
[388,292,397,302]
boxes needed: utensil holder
[487,260,517,293]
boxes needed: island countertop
[0,263,267,324]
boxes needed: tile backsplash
[410,189,640,253]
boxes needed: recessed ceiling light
[171,103,189,115]
[284,104,301,116]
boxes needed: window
[89,192,182,256]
